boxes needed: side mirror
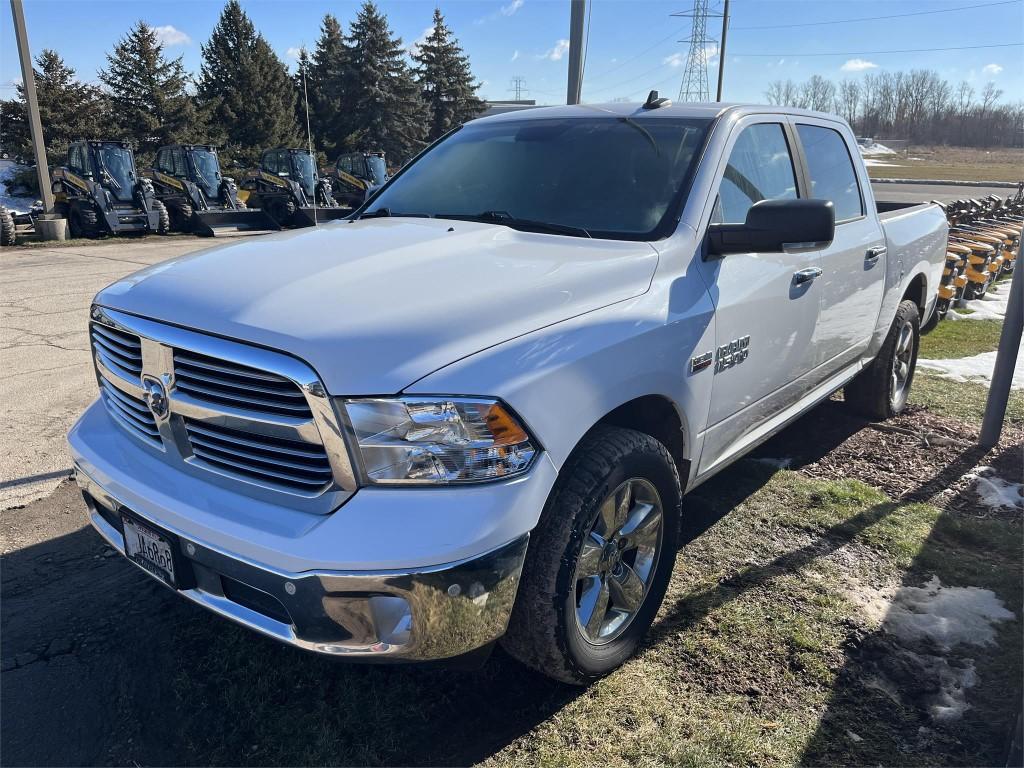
[707,199,835,256]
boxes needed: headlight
[343,397,537,485]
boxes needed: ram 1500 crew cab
[69,102,947,683]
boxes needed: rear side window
[796,124,864,222]
[717,123,798,224]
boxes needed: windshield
[190,148,222,199]
[292,152,317,196]
[94,145,136,203]
[366,155,388,185]
[365,116,711,239]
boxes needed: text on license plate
[122,517,176,587]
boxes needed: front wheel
[844,299,920,420]
[501,426,681,684]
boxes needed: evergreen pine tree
[343,1,426,163]
[197,0,299,163]
[412,8,486,141]
[4,50,108,167]
[99,21,197,161]
[309,14,348,156]
[293,47,315,148]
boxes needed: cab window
[69,145,88,175]
[716,123,798,224]
[796,124,864,222]
[337,155,352,174]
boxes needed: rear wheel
[844,299,920,420]
[502,426,681,684]
[0,206,14,246]
[167,201,193,232]
[152,199,170,235]
[68,204,100,239]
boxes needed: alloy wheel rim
[891,320,915,402]
[573,478,664,645]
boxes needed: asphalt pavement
[0,236,216,510]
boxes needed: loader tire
[844,299,920,421]
[501,426,681,684]
[152,199,170,235]
[168,202,193,232]
[69,205,100,239]
[0,206,15,246]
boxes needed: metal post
[716,0,730,101]
[10,0,53,212]
[979,259,1023,448]
[566,0,585,105]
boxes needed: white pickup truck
[70,101,946,683]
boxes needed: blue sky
[2,0,1021,106]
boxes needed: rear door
[695,117,821,475]
[792,119,886,371]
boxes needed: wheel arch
[591,394,690,486]
[902,271,928,319]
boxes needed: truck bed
[876,200,939,220]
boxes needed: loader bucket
[291,206,353,228]
[191,208,282,237]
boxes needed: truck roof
[472,101,845,124]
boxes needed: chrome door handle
[793,267,823,285]
[865,245,887,264]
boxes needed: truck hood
[96,218,659,394]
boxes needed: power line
[675,0,720,101]
[584,27,687,82]
[508,76,528,100]
[738,41,1023,57]
[732,0,1021,30]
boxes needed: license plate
[122,516,177,587]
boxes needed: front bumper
[75,464,530,660]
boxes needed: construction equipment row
[0,142,388,243]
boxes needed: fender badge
[690,351,713,373]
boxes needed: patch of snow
[918,345,1024,389]
[863,158,903,168]
[928,658,977,722]
[965,466,1024,511]
[882,575,1015,650]
[0,158,35,214]
[860,142,897,157]
[948,285,1011,321]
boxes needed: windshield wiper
[359,208,432,220]
[437,210,591,238]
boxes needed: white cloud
[664,46,717,69]
[406,26,433,57]
[511,50,520,62]
[982,63,1003,76]
[501,0,524,16]
[286,46,304,61]
[663,52,685,68]
[540,39,570,61]
[841,58,878,72]
[153,25,190,47]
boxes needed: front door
[695,119,821,476]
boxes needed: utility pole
[979,259,1023,448]
[716,0,730,101]
[10,0,53,212]
[566,0,585,105]
[508,76,528,101]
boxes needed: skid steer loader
[52,140,168,238]
[240,148,349,228]
[328,150,389,208]
[145,145,280,237]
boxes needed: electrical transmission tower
[508,76,528,101]
[672,0,721,102]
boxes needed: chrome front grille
[184,419,333,492]
[88,306,356,512]
[173,350,313,418]
[91,323,143,381]
[98,377,161,446]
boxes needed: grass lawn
[866,146,1024,183]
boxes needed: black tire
[844,299,921,420]
[0,206,15,246]
[168,201,194,232]
[152,199,170,235]
[68,204,100,239]
[501,425,681,684]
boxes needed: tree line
[765,70,1022,148]
[0,0,485,176]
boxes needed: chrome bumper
[75,464,529,660]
